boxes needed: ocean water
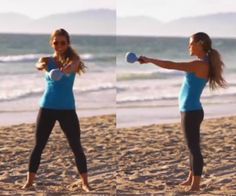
[117,36,236,127]
[0,33,116,121]
[117,36,236,107]
[1,34,236,126]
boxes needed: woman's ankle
[189,175,201,191]
[80,173,89,185]
[180,170,193,185]
[24,172,36,185]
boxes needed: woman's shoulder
[192,60,209,79]
[191,60,209,71]
[36,56,53,71]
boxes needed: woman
[22,29,91,192]
[138,32,226,191]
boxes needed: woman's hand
[60,58,79,74]
[60,64,74,74]
[138,56,151,64]
[36,57,48,71]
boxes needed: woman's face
[51,35,69,55]
[188,37,203,56]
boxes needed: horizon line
[0,32,235,39]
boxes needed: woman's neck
[53,52,65,59]
[196,52,207,60]
[53,53,65,67]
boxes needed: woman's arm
[36,57,49,71]
[60,57,82,74]
[139,56,205,73]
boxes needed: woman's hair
[50,28,86,74]
[192,32,227,90]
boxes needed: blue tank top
[179,71,207,112]
[39,57,76,110]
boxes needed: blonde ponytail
[192,32,227,90]
[208,49,227,90]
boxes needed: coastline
[0,108,115,127]
[1,101,236,128]
[117,102,236,128]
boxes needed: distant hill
[1,11,235,37]
[0,9,115,35]
[0,13,32,32]
[117,13,236,38]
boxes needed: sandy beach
[0,115,116,195]
[1,114,236,195]
[117,116,236,195]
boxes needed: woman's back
[179,72,207,112]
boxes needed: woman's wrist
[148,57,154,64]
[36,62,46,70]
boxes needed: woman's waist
[44,86,73,94]
[40,94,76,109]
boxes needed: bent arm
[36,57,49,71]
[61,57,84,74]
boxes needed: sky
[0,0,115,19]
[1,0,236,21]
[117,0,236,22]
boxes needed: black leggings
[181,110,204,176]
[29,108,87,174]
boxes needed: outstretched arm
[139,56,201,73]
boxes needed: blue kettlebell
[125,52,139,63]
[48,69,64,81]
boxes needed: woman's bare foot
[180,171,192,186]
[187,186,200,192]
[22,182,34,189]
[22,172,36,189]
[187,175,201,192]
[80,173,91,192]
[180,180,192,186]
[81,183,92,192]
